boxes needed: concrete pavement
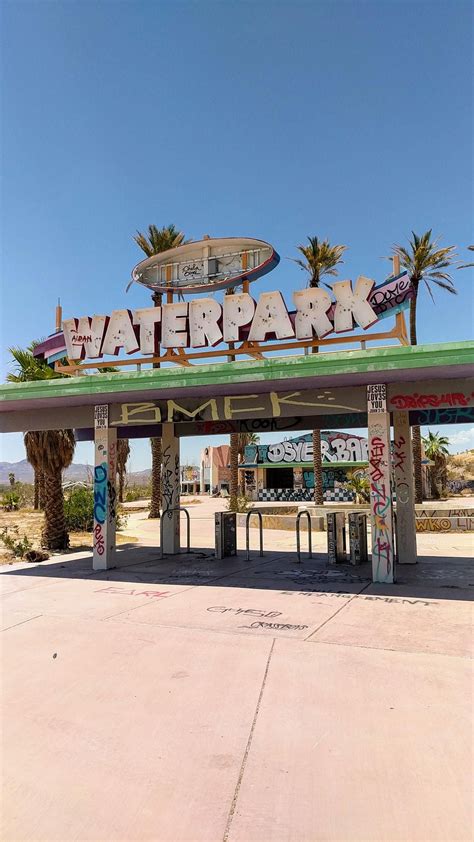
[1,499,472,841]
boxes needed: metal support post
[160,507,190,558]
[296,510,313,562]
[245,510,264,561]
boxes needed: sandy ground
[1,496,472,842]
[0,509,136,565]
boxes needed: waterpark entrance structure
[1,237,472,584]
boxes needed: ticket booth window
[266,467,293,489]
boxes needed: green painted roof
[1,341,472,407]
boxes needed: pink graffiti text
[390,392,471,410]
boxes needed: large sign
[62,272,413,360]
[245,432,368,465]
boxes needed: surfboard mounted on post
[128,237,280,295]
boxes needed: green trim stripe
[1,341,472,405]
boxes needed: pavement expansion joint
[222,638,276,842]
[304,581,372,641]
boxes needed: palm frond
[294,236,347,286]
[429,279,458,294]
[133,223,190,256]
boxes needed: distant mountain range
[0,459,153,486]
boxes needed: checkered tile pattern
[324,488,355,502]
[257,488,354,502]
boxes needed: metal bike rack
[296,509,313,562]
[245,510,264,561]
[160,507,191,558]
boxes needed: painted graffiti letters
[93,463,107,523]
[95,587,170,598]
[93,523,105,555]
[239,621,309,631]
[390,391,472,410]
[248,431,368,467]
[393,435,406,471]
[207,606,283,618]
[368,409,394,583]
[369,436,386,483]
[112,389,365,427]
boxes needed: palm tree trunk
[149,436,162,518]
[34,469,40,510]
[439,456,448,497]
[118,469,125,503]
[38,469,46,509]
[238,439,246,496]
[229,433,239,512]
[41,471,69,550]
[312,429,324,505]
[412,425,423,504]
[429,466,439,500]
[149,291,162,519]
[310,333,324,505]
[409,285,423,502]
[409,288,418,345]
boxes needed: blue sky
[1,0,473,469]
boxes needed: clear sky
[1,0,473,469]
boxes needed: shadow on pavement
[1,543,472,602]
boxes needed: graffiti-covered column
[161,422,180,554]
[93,405,117,571]
[367,385,395,583]
[393,411,417,564]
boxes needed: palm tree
[7,344,61,384]
[392,231,458,502]
[422,431,450,500]
[133,224,187,257]
[116,439,130,503]
[229,432,239,512]
[459,245,474,269]
[24,430,75,549]
[7,344,63,510]
[133,224,190,518]
[293,236,347,505]
[344,472,370,504]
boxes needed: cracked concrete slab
[226,639,472,842]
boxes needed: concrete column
[161,422,180,554]
[393,410,417,564]
[367,385,395,584]
[93,405,117,571]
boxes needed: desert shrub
[64,487,94,531]
[227,495,252,513]
[0,526,32,557]
[0,482,34,510]
[16,482,35,507]
[125,483,151,502]
[2,491,20,511]
[64,486,127,532]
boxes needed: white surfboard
[129,236,280,294]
